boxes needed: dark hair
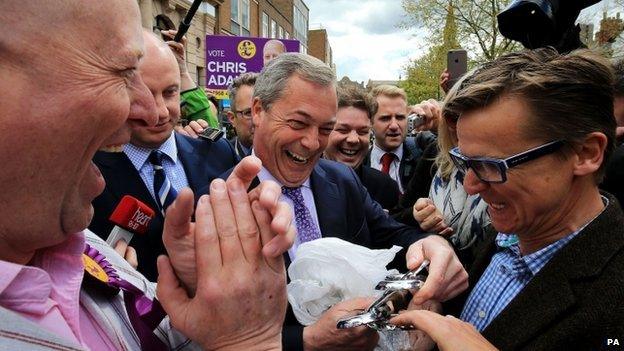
[337,85,377,119]
[228,72,258,111]
[444,47,616,181]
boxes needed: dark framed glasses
[449,140,564,183]
[235,108,252,119]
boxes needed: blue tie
[148,150,177,215]
[281,186,321,243]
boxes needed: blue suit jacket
[220,158,427,350]
[89,133,238,281]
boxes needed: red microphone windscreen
[108,195,156,235]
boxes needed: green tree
[401,1,463,103]
[402,0,521,62]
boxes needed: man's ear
[226,110,235,124]
[252,97,263,127]
[572,132,608,177]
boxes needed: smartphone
[447,49,468,90]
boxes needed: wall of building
[141,0,220,87]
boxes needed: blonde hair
[370,84,407,102]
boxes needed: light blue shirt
[123,133,189,204]
[254,152,321,261]
[460,197,608,331]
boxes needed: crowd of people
[1,0,623,350]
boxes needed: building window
[230,0,250,36]
[262,12,269,38]
[285,31,290,39]
[294,7,308,45]
[278,26,284,39]
[270,19,277,38]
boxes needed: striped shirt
[124,133,189,202]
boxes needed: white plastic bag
[287,237,402,326]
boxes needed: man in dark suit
[364,85,437,193]
[324,85,400,210]
[240,53,468,351]
[89,30,237,281]
[226,72,257,158]
[390,49,624,350]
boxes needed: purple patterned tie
[282,186,322,243]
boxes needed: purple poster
[205,35,300,99]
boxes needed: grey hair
[228,72,258,111]
[253,53,336,111]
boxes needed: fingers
[409,236,465,304]
[156,255,190,321]
[252,201,286,271]
[209,179,245,266]
[125,245,138,269]
[227,178,263,264]
[174,125,190,137]
[194,194,222,269]
[183,120,204,138]
[113,238,128,257]
[390,310,445,338]
[226,155,262,190]
[163,188,195,241]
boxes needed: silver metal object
[407,113,425,134]
[336,260,430,331]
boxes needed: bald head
[129,29,181,148]
[263,39,286,66]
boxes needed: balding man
[263,39,287,66]
[0,0,293,349]
[89,31,238,281]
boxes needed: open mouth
[386,132,401,138]
[286,150,309,164]
[339,148,359,156]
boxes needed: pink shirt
[0,232,117,350]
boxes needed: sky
[305,0,427,84]
[305,0,622,84]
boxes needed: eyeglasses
[235,108,252,119]
[449,140,564,183]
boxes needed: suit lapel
[95,151,160,216]
[310,164,342,238]
[176,133,204,192]
[481,197,624,349]
[0,306,85,350]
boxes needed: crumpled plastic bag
[287,237,402,325]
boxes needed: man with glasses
[390,48,624,350]
[227,73,258,158]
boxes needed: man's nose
[128,74,158,126]
[463,168,488,195]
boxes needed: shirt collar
[371,142,403,164]
[0,232,85,316]
[253,150,312,189]
[494,195,609,275]
[124,132,178,171]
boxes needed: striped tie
[148,150,177,215]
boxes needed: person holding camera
[364,85,437,193]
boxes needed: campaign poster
[205,35,300,99]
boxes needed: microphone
[106,195,156,246]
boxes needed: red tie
[380,152,394,174]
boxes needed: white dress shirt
[370,143,404,192]
[256,161,321,261]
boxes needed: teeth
[99,145,125,153]
[340,149,358,156]
[286,150,308,164]
[489,203,505,210]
